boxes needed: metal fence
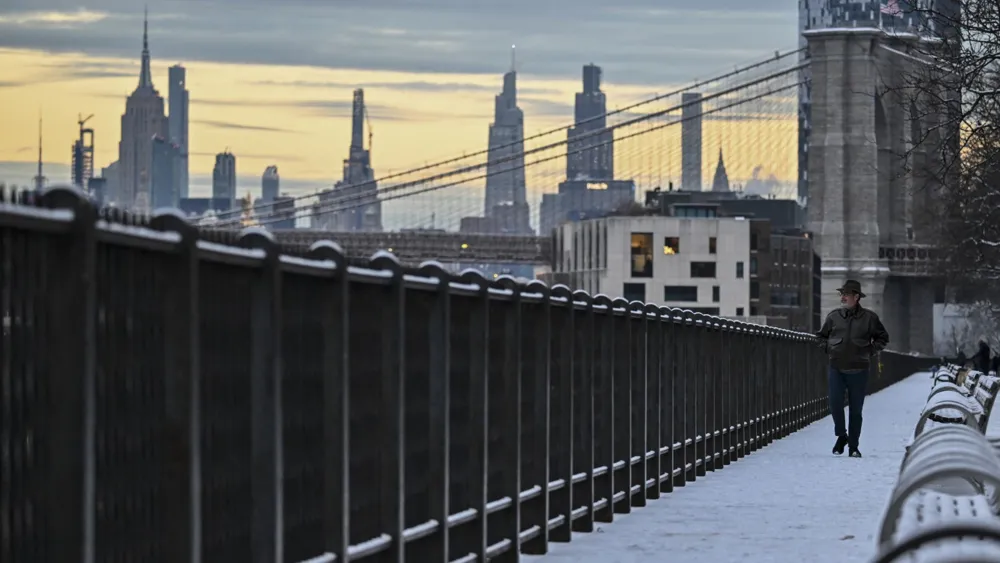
[2,186,929,563]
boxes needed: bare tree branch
[877,1,1000,291]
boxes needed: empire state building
[118,10,166,210]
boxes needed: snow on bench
[873,424,1000,563]
[914,373,998,439]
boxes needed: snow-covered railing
[873,424,1000,563]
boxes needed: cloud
[192,119,295,133]
[248,78,562,98]
[189,150,301,162]
[0,80,27,88]
[14,146,32,153]
[521,97,574,119]
[0,0,799,86]
[0,8,110,27]
[192,96,488,122]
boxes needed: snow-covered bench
[914,374,998,439]
[873,424,1000,563]
[930,365,959,387]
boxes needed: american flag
[881,0,903,16]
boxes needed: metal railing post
[610,297,633,510]
[628,300,649,504]
[307,241,352,562]
[571,289,595,533]
[548,284,574,541]
[150,210,202,563]
[592,295,616,521]
[39,186,98,563]
[519,280,551,555]
[371,252,407,562]
[494,276,525,560]
[238,228,283,563]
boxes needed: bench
[914,373,998,438]
[873,424,1000,563]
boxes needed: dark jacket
[971,340,991,373]
[816,306,890,371]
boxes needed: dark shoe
[832,435,848,455]
[849,448,862,458]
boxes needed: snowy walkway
[524,372,936,563]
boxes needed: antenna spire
[33,111,45,192]
[137,6,153,89]
[510,44,516,72]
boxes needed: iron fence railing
[1,186,929,562]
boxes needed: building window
[750,305,758,316]
[690,261,716,278]
[709,236,717,254]
[750,256,758,275]
[736,261,745,279]
[750,233,758,251]
[630,232,653,277]
[750,281,760,299]
[712,285,720,302]
[663,236,680,255]
[623,282,646,303]
[736,307,745,316]
[664,285,698,302]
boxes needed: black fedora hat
[837,279,866,298]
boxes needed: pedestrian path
[524,372,936,563]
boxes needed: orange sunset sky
[0,1,801,217]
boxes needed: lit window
[630,233,653,278]
[663,236,680,255]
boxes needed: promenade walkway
[525,372,934,563]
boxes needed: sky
[0,0,800,224]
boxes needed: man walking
[815,280,890,458]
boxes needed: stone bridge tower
[804,28,945,355]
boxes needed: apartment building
[546,207,819,329]
[549,214,752,317]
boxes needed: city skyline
[0,2,799,194]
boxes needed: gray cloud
[192,119,295,133]
[0,80,27,88]
[248,78,560,96]
[0,0,799,86]
[521,97,574,119]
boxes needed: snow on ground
[524,372,936,563]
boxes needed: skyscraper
[315,89,381,231]
[168,64,189,199]
[151,135,180,209]
[566,64,613,181]
[212,151,236,208]
[711,148,731,192]
[117,8,167,210]
[483,52,530,234]
[681,92,703,191]
[71,115,94,190]
[262,165,279,202]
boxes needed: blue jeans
[828,366,869,449]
